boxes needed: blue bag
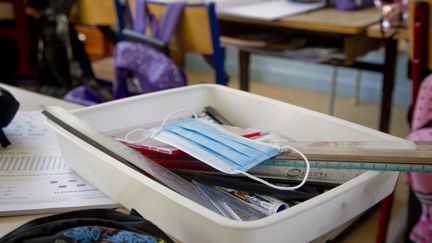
[0,208,174,243]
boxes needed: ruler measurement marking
[268,159,432,172]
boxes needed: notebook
[215,0,326,20]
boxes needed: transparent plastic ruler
[42,106,220,214]
[266,158,432,172]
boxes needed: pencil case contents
[106,106,356,221]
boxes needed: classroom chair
[376,2,432,242]
[0,0,35,76]
[113,0,228,87]
[400,2,432,241]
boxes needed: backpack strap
[133,0,145,33]
[157,2,186,43]
[134,0,185,43]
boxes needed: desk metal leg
[329,66,338,115]
[376,194,394,243]
[376,38,398,243]
[379,38,398,133]
[239,50,250,91]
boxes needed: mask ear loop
[234,145,310,190]
[124,109,198,144]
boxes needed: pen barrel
[219,187,288,215]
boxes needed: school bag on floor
[0,208,174,243]
[37,0,112,105]
[113,0,187,99]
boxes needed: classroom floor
[92,58,411,243]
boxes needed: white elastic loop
[124,128,149,144]
[124,109,198,144]
[235,145,310,190]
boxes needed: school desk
[72,1,401,134]
[218,7,402,135]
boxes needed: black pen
[172,169,316,202]
[204,106,233,125]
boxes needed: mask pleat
[221,135,280,158]
[174,119,279,158]
[170,125,261,159]
[156,118,281,172]
[165,126,249,169]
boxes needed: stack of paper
[214,0,326,20]
[148,0,326,20]
[0,112,118,216]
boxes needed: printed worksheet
[0,112,118,216]
[3,111,61,152]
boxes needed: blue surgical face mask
[125,110,310,190]
[156,118,280,172]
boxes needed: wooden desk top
[219,7,381,35]
[74,0,381,36]
[366,23,408,40]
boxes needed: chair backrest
[114,0,227,85]
[409,1,431,118]
[152,3,214,53]
[74,0,118,26]
[409,0,432,71]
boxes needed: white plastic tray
[48,84,410,243]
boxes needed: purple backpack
[113,0,186,99]
[63,0,186,105]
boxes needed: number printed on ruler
[268,159,432,173]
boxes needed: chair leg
[376,194,394,243]
[352,70,362,105]
[328,66,338,115]
[214,51,228,86]
[239,50,250,91]
[204,53,228,86]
